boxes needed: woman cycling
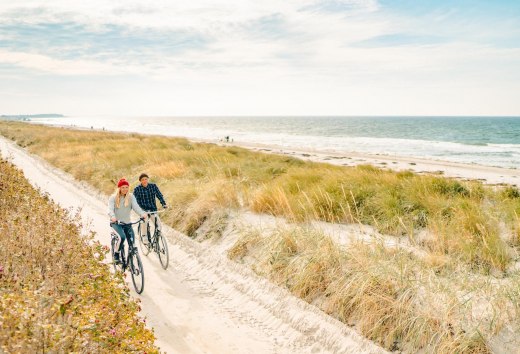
[108,178,147,263]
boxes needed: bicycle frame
[142,210,164,232]
[111,231,137,271]
[138,210,169,269]
[110,218,145,293]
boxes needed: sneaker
[114,252,121,264]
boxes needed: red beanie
[117,178,129,188]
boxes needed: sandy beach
[221,140,520,187]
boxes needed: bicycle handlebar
[112,217,145,226]
[145,210,166,215]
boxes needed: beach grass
[1,121,516,271]
[229,225,518,353]
[1,121,519,352]
[0,158,158,352]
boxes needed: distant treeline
[0,114,64,120]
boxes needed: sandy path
[0,136,385,354]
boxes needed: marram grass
[228,225,519,353]
[1,121,518,271]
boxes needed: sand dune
[0,136,386,353]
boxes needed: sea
[31,116,520,169]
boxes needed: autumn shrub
[0,159,158,353]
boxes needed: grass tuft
[228,226,500,353]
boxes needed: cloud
[0,0,519,115]
[353,33,448,47]
[0,21,210,62]
[301,0,379,13]
[0,50,124,75]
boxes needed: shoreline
[230,140,520,186]
[26,121,520,186]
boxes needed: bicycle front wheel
[129,251,145,294]
[137,224,151,256]
[110,235,119,272]
[157,231,169,270]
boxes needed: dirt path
[0,136,385,354]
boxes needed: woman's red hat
[117,178,129,188]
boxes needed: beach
[226,140,520,186]
[1,121,519,353]
[29,117,520,187]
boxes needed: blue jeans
[110,223,135,253]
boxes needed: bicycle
[110,219,145,294]
[138,210,169,269]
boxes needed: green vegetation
[1,121,517,272]
[1,121,519,353]
[0,158,158,352]
[229,226,519,353]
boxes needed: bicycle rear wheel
[156,231,169,270]
[137,224,151,256]
[129,251,145,294]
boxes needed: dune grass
[228,225,519,353]
[2,121,520,353]
[0,121,517,272]
[0,158,158,353]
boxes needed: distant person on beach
[133,173,167,244]
[108,178,147,263]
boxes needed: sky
[1,0,520,116]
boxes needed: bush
[0,159,158,353]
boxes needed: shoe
[114,252,121,264]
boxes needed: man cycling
[133,173,167,244]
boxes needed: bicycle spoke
[130,251,145,294]
[138,227,151,256]
[157,232,169,270]
[111,235,125,273]
[110,236,118,272]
